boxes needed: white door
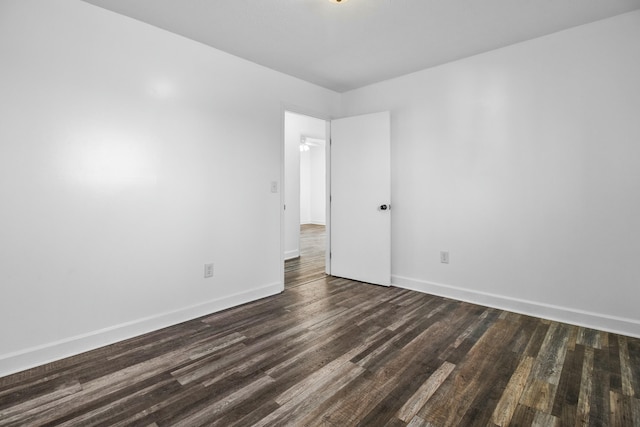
[330,111,390,286]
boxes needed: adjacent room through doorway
[283,111,328,286]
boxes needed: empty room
[1,0,639,425]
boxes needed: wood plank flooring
[1,224,639,426]
[285,224,327,288]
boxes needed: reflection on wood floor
[1,224,639,426]
[285,224,326,288]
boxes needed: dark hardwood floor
[1,224,639,426]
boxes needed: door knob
[379,204,389,210]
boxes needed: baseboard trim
[392,275,640,339]
[0,282,283,378]
[284,249,300,260]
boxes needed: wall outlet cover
[204,263,214,278]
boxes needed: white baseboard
[284,249,300,260]
[0,282,283,378]
[392,275,640,339]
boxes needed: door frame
[280,105,333,287]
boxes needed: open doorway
[283,111,327,287]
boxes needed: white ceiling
[82,0,640,92]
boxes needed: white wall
[300,150,311,224]
[0,0,340,376]
[309,145,326,225]
[284,113,326,259]
[284,114,302,259]
[341,11,640,337]
[300,144,326,225]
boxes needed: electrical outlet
[270,181,278,193]
[440,251,449,264]
[204,263,214,278]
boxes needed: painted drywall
[309,145,326,225]
[300,144,326,225]
[341,11,640,336]
[283,112,326,259]
[300,150,311,224]
[0,0,340,376]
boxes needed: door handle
[379,204,389,211]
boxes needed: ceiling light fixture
[328,0,348,3]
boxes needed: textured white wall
[0,0,339,376]
[341,11,640,336]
